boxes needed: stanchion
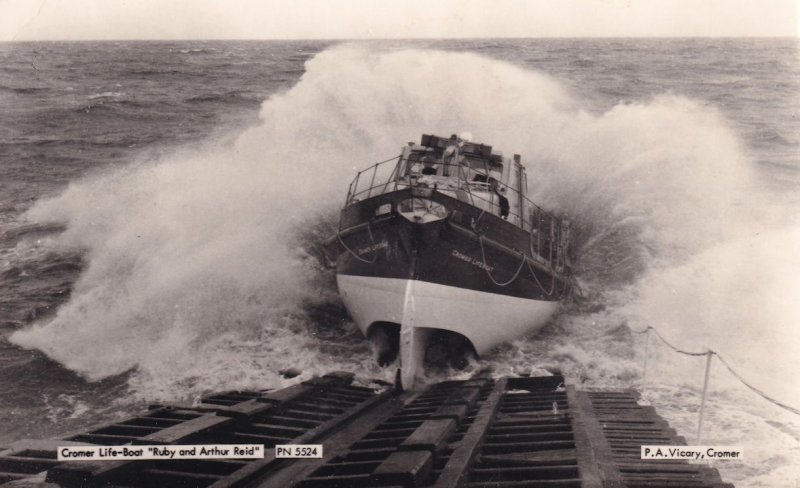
[697,351,713,444]
[641,328,650,398]
[633,323,800,445]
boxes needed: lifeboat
[324,134,573,389]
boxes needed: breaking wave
[10,43,797,447]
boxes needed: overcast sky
[1,0,797,41]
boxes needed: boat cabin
[342,133,572,274]
[397,134,531,229]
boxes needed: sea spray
[10,45,792,414]
[624,225,800,400]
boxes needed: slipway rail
[0,372,733,487]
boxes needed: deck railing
[345,155,571,272]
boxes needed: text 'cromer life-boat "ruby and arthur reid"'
[324,133,574,389]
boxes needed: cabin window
[375,203,392,216]
[461,157,503,184]
[398,198,448,219]
[405,151,502,183]
[405,150,438,176]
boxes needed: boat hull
[328,188,570,387]
[337,274,560,355]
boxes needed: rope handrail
[714,353,800,416]
[632,325,709,357]
[632,325,800,417]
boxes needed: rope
[644,326,710,357]
[476,232,570,300]
[525,229,574,299]
[336,224,378,265]
[471,216,573,297]
[472,215,567,297]
[714,354,800,416]
[524,259,557,297]
[526,223,562,297]
[633,325,800,416]
[477,234,527,287]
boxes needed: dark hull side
[327,188,571,302]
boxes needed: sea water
[0,39,797,486]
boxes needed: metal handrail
[347,157,546,214]
[344,155,569,269]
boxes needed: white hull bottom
[337,274,559,388]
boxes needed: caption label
[275,444,323,458]
[641,446,743,460]
[58,445,264,461]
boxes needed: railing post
[536,217,542,255]
[383,157,400,194]
[367,163,377,198]
[697,351,713,444]
[641,328,650,398]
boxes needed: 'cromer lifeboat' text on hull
[325,134,573,389]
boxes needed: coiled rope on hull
[476,231,569,299]
[337,223,379,265]
[477,234,528,287]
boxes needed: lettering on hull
[357,240,388,256]
[451,249,494,272]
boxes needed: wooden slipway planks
[0,373,733,487]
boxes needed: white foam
[9,47,799,485]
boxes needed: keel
[400,280,427,390]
